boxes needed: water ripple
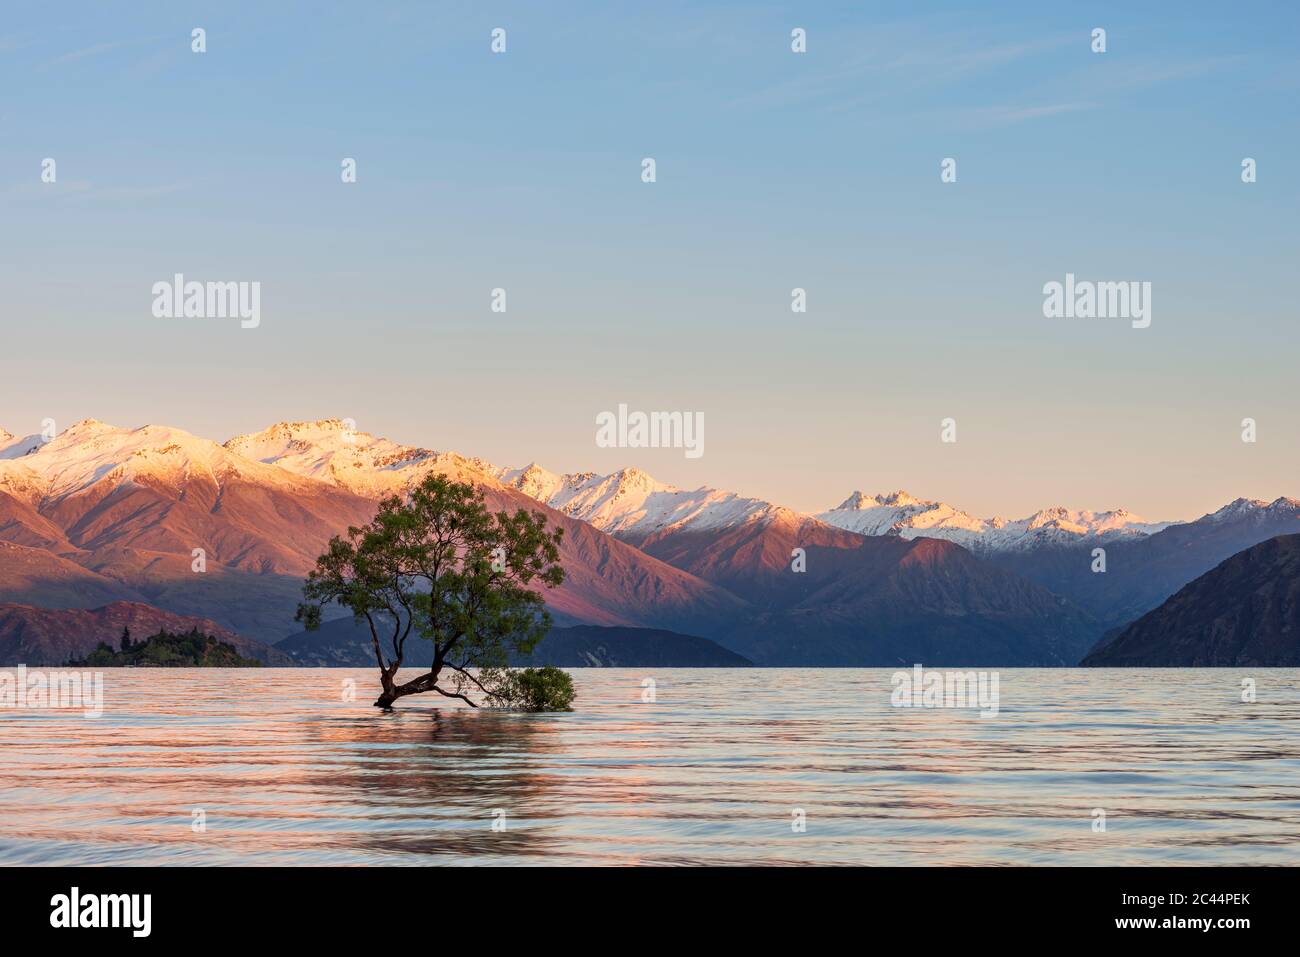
[1,668,1298,865]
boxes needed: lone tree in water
[297,474,571,710]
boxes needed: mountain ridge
[275,617,752,668]
[0,599,292,666]
[3,416,1294,667]
[0,418,749,645]
[1082,533,1300,666]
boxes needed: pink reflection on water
[1,668,1299,865]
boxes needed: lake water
[2,668,1298,865]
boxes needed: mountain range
[2,417,1295,666]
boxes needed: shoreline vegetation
[66,627,263,668]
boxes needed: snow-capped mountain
[0,419,387,644]
[218,420,1175,554]
[1201,496,1300,526]
[3,415,1296,665]
[0,419,747,646]
[223,419,502,498]
[493,467,1171,553]
[230,424,794,544]
[817,490,1171,552]
[0,418,332,503]
[816,490,988,545]
[221,428,1096,662]
[0,419,382,574]
[495,463,785,543]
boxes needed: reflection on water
[1,668,1298,865]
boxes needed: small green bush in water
[484,666,575,712]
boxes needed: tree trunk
[373,665,441,709]
[374,663,401,709]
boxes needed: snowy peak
[834,489,923,510]
[497,463,582,503]
[1020,506,1143,534]
[819,491,1171,552]
[3,415,1290,559]
[503,469,1176,554]
[833,491,871,511]
[1203,496,1300,524]
[0,419,307,501]
[225,418,380,461]
[1027,506,1071,528]
[875,489,922,507]
[63,418,117,436]
[817,490,987,543]
[1212,497,1266,517]
[498,463,782,540]
[227,422,786,541]
[224,419,501,497]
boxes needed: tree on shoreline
[297,474,572,710]
[68,628,261,667]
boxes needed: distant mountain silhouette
[0,600,291,666]
[276,616,751,668]
[521,626,752,667]
[1083,534,1300,666]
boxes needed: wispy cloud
[868,34,1076,81]
[4,179,92,198]
[74,183,190,202]
[726,21,1075,112]
[46,36,161,68]
[5,180,188,202]
[1083,55,1245,94]
[960,102,1096,129]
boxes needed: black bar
[0,866,1281,944]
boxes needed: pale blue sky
[2,1,1297,520]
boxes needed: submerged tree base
[372,665,575,712]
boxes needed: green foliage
[297,473,570,708]
[68,628,262,667]
[480,665,576,712]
